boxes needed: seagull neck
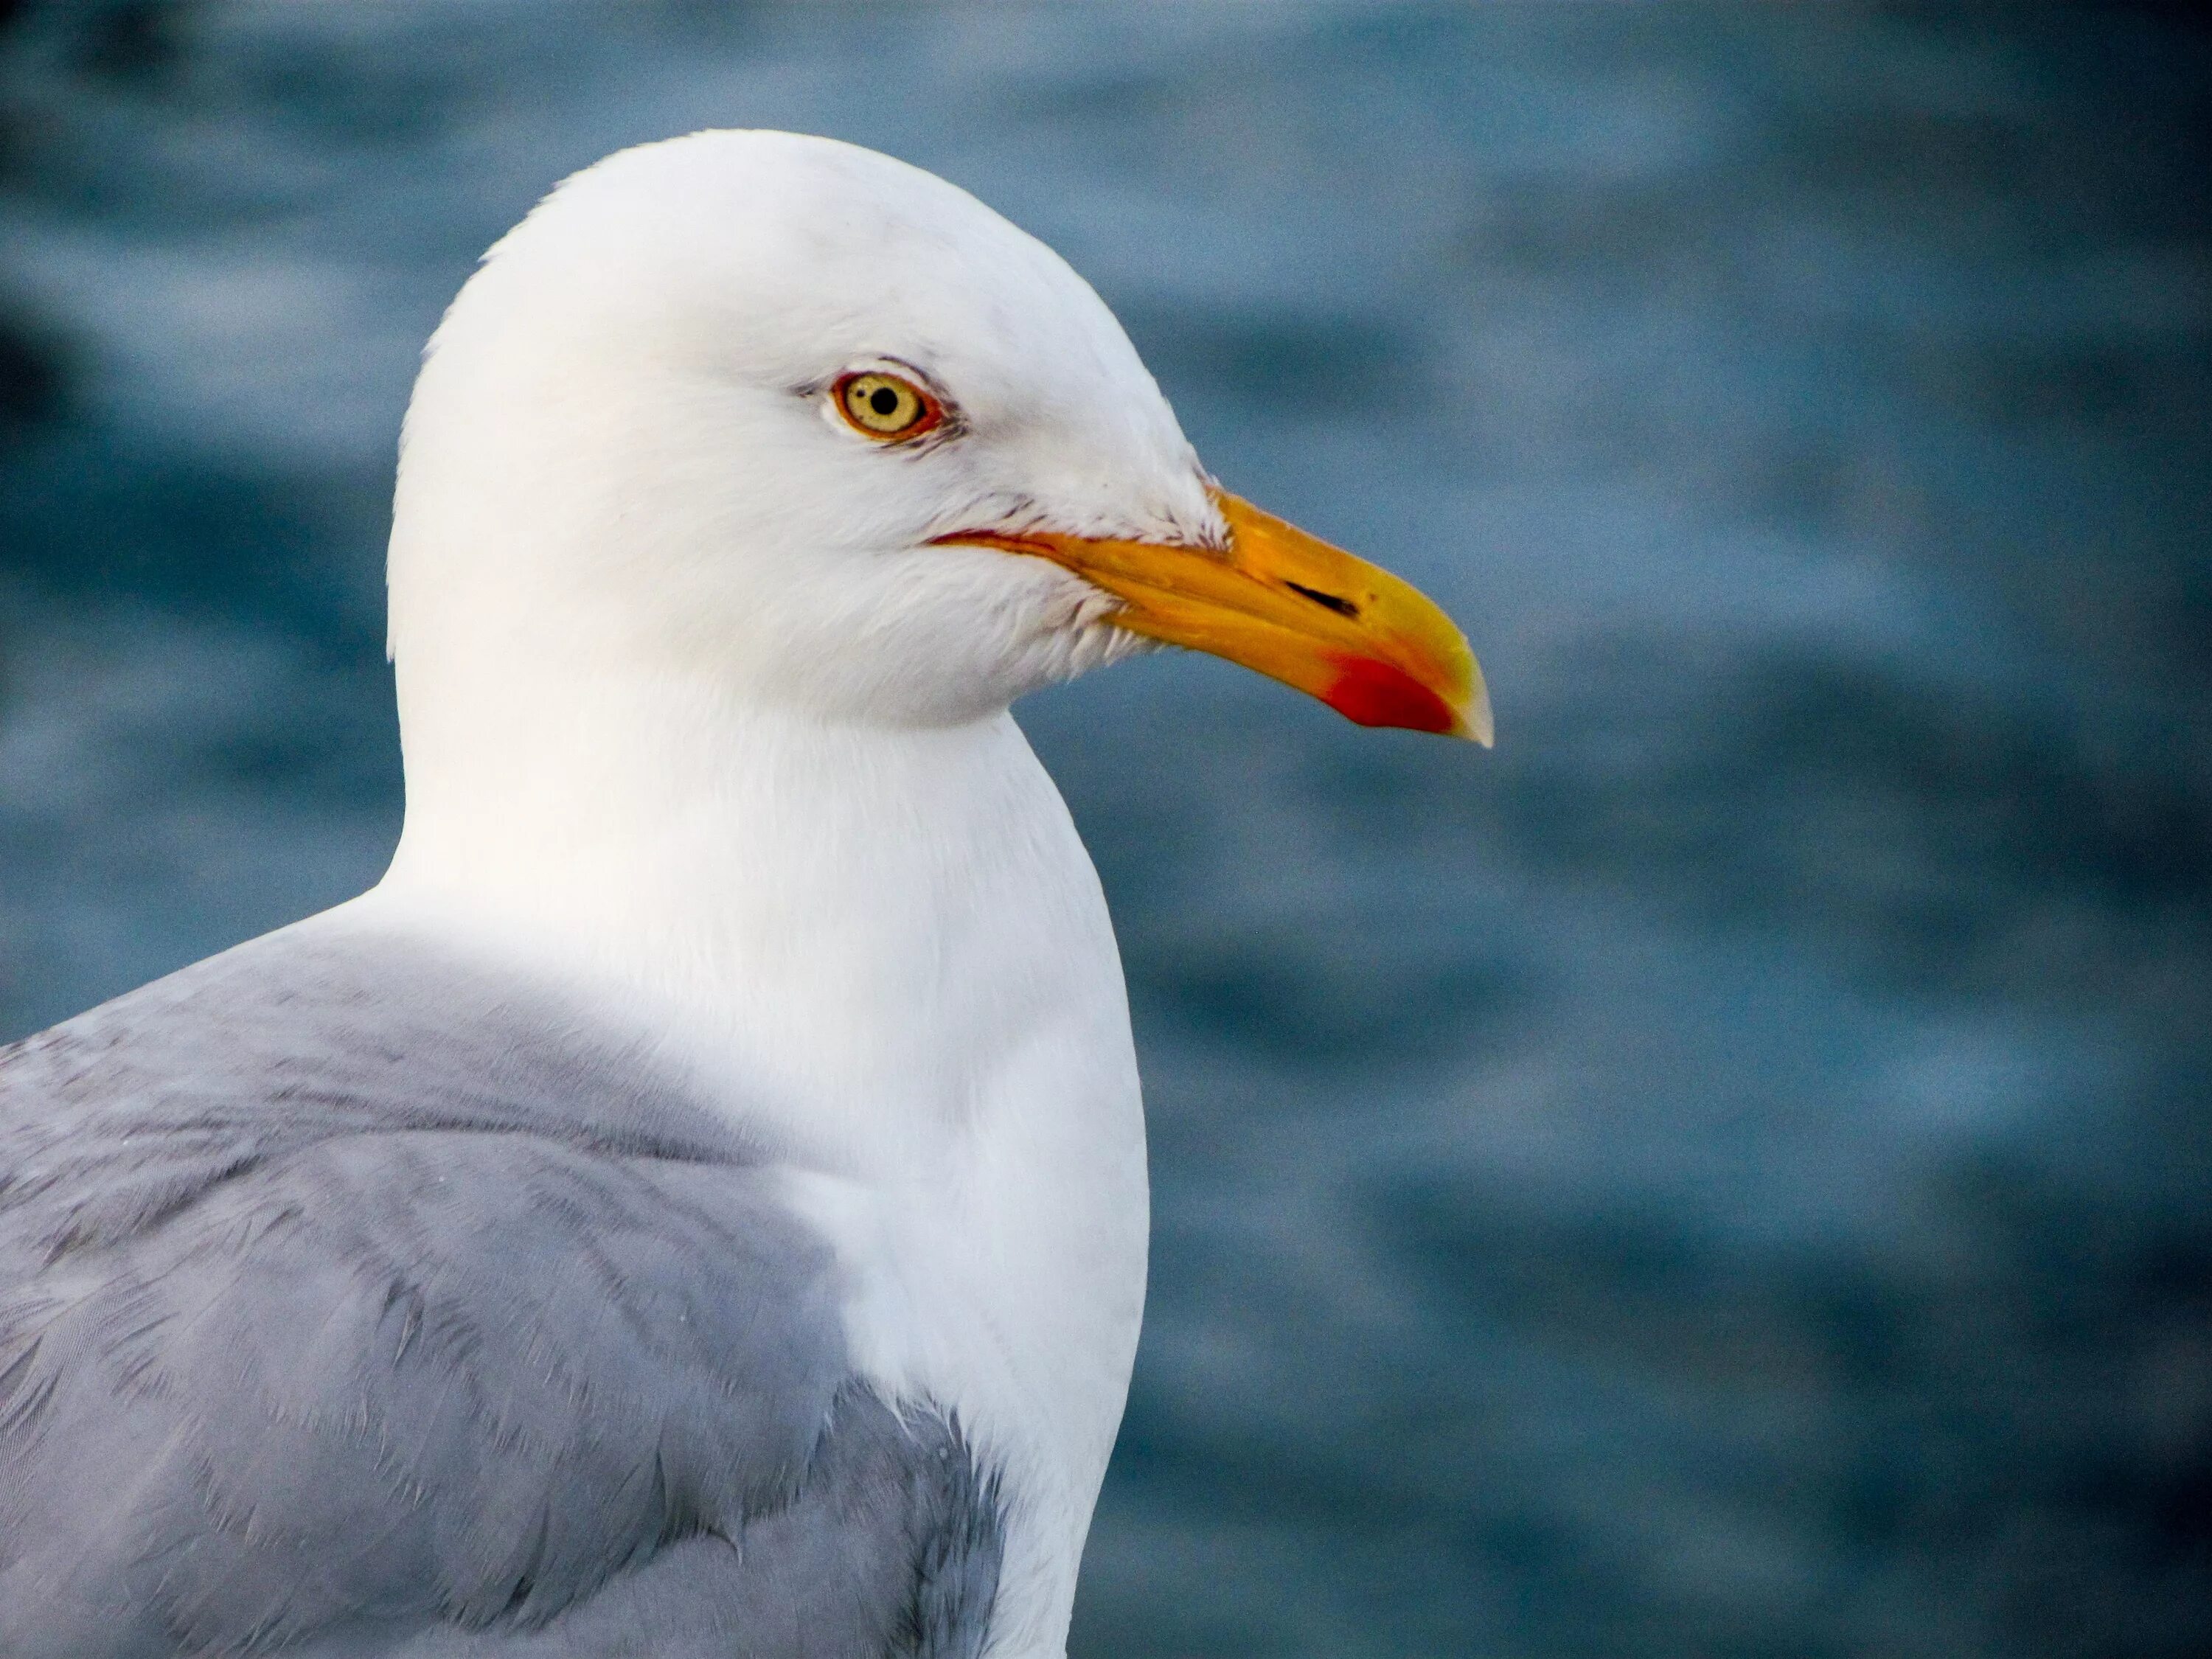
[377,669,1130,1166]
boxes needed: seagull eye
[833,371,942,442]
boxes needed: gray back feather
[0,924,1001,1657]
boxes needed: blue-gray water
[1,4,2206,1655]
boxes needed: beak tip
[1461,672,1495,748]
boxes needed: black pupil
[868,385,902,418]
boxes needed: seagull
[0,131,1486,1658]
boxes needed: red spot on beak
[1322,657,1458,734]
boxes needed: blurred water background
[1,3,2207,1654]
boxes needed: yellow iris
[837,372,936,439]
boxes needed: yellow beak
[938,488,1491,742]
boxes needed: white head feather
[389,129,1217,744]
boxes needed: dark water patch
[1141,943,1523,1069]
[1907,333,2212,431]
[1492,637,2212,996]
[0,296,66,439]
[0,444,391,635]
[1364,1155,2212,1652]
[1122,302,1416,414]
[71,0,187,88]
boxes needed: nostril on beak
[1284,581,1360,619]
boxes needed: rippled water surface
[3,4,2208,1655]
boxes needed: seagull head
[388,130,1489,745]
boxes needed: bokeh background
[2,2,2208,1654]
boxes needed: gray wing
[0,925,1001,1658]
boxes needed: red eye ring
[832,369,945,442]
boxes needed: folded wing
[0,927,1001,1658]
